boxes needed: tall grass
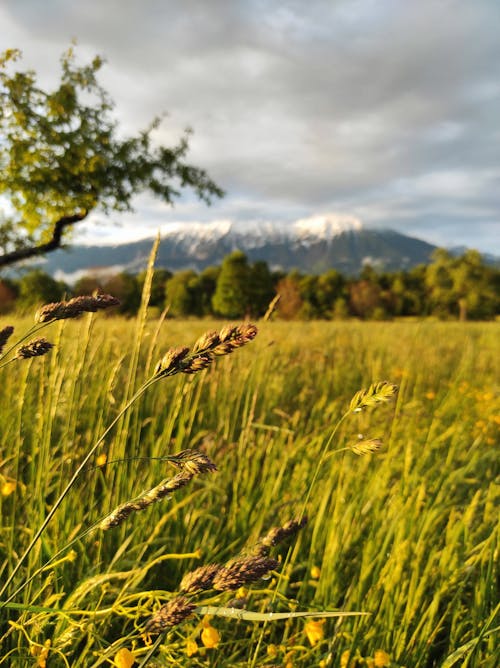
[0,311,498,666]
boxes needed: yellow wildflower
[340,650,356,668]
[304,619,325,646]
[374,649,391,667]
[267,644,279,658]
[114,647,136,668]
[30,640,51,667]
[310,565,321,579]
[425,391,436,400]
[96,453,108,466]
[201,617,220,649]
[1,480,16,496]
[186,638,198,657]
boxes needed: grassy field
[0,309,498,666]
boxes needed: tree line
[0,248,498,321]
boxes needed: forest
[0,246,498,321]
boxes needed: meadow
[0,300,498,666]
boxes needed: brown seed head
[16,338,54,359]
[181,354,213,374]
[192,330,220,354]
[259,517,308,550]
[218,325,238,342]
[212,555,278,591]
[99,472,193,530]
[169,449,217,475]
[154,347,190,376]
[236,323,258,341]
[145,596,196,633]
[211,323,258,356]
[35,294,120,323]
[0,325,14,354]
[180,563,220,594]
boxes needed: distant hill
[23,217,446,283]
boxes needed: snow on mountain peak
[160,219,232,239]
[293,214,362,239]
[160,214,362,244]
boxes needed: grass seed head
[99,472,194,530]
[180,563,220,594]
[181,354,213,374]
[192,330,220,354]
[0,325,14,353]
[145,596,196,633]
[212,555,278,591]
[100,451,216,530]
[351,438,383,455]
[258,517,308,551]
[154,324,258,378]
[169,449,217,475]
[154,346,190,376]
[349,381,398,413]
[35,294,120,323]
[218,325,239,342]
[15,338,54,359]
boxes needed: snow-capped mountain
[27,215,440,282]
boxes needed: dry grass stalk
[349,381,398,413]
[351,438,383,456]
[35,294,120,323]
[262,293,281,322]
[145,596,196,633]
[154,323,258,378]
[15,338,54,359]
[99,450,217,530]
[0,325,14,354]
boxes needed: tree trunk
[0,212,88,269]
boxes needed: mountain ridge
[15,218,495,283]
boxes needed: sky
[1,0,499,252]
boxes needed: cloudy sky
[1,0,499,252]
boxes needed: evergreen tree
[137,268,172,308]
[101,273,140,315]
[73,275,103,296]
[17,270,67,308]
[196,266,220,316]
[248,260,275,317]
[166,270,199,316]
[212,251,250,318]
[316,269,345,318]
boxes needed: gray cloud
[1,0,499,252]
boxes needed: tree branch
[0,212,88,269]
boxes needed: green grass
[0,314,498,667]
